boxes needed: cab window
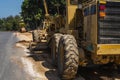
[70,0,78,5]
[79,0,92,3]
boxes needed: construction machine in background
[19,20,26,33]
[32,0,64,43]
[31,0,120,79]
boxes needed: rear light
[99,5,106,10]
[99,0,106,18]
[100,12,106,17]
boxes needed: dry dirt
[15,32,120,80]
[15,32,61,80]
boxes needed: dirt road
[15,32,61,80]
[0,32,31,80]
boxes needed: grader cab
[31,0,120,79]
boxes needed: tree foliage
[0,15,21,31]
[21,0,42,30]
[47,0,66,15]
[21,0,65,30]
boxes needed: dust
[14,32,60,80]
[21,57,47,80]
[15,43,27,49]
[10,56,24,69]
[16,41,30,48]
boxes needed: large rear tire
[51,33,63,65]
[32,30,39,42]
[57,34,79,79]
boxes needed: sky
[0,0,23,18]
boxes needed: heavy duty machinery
[31,0,120,79]
[19,20,26,33]
[32,0,64,43]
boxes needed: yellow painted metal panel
[66,5,77,29]
[97,44,120,55]
[100,0,106,4]
[91,14,98,44]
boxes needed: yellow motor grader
[31,0,120,79]
[19,20,26,33]
[32,0,64,43]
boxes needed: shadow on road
[27,44,120,80]
[78,64,120,80]
[27,50,60,80]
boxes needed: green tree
[0,15,21,31]
[21,0,65,30]
[21,0,42,29]
[47,0,65,15]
